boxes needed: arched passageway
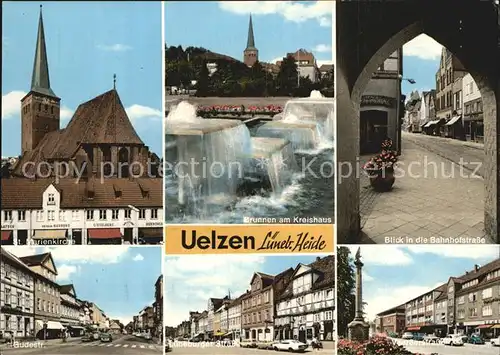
[336,0,499,242]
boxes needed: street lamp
[396,74,416,155]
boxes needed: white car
[491,336,500,346]
[272,339,308,352]
[143,333,152,340]
[401,332,413,340]
[442,334,464,346]
[423,334,440,343]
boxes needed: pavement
[358,132,493,243]
[393,338,500,354]
[0,335,161,355]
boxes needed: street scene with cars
[0,246,162,354]
[165,255,335,353]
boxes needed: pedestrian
[311,336,320,351]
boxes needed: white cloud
[132,254,144,262]
[4,246,130,265]
[57,264,80,281]
[126,104,162,122]
[403,34,442,60]
[60,107,74,122]
[164,255,266,326]
[97,44,132,52]
[2,91,26,119]
[348,246,414,266]
[218,1,332,27]
[407,245,499,260]
[363,271,374,282]
[365,283,442,322]
[313,44,331,53]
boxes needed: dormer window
[87,191,95,199]
[113,184,122,198]
[138,182,149,198]
[47,193,55,205]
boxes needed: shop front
[138,228,163,244]
[87,228,123,245]
[1,230,14,245]
[32,230,68,245]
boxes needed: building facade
[153,275,163,338]
[274,256,335,342]
[0,7,162,247]
[360,49,403,154]
[0,248,35,338]
[59,284,81,328]
[228,295,244,341]
[462,73,484,142]
[375,305,406,335]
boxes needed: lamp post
[397,74,416,155]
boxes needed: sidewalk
[359,138,491,243]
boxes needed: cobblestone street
[359,132,493,243]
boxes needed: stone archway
[336,0,499,242]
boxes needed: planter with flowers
[338,336,424,355]
[363,139,398,192]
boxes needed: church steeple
[243,14,258,67]
[246,14,256,49]
[31,5,57,98]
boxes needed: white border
[332,2,338,354]
[161,2,166,354]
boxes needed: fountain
[165,102,298,211]
[256,91,335,150]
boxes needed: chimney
[316,257,321,262]
[474,264,480,272]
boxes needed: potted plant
[363,139,398,192]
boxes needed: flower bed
[197,105,283,117]
[338,336,425,355]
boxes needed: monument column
[348,248,370,341]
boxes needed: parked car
[100,332,113,343]
[165,342,172,352]
[272,339,308,352]
[412,333,425,341]
[491,336,500,346]
[468,334,485,344]
[92,332,100,340]
[143,333,152,340]
[442,334,464,346]
[401,332,413,340]
[81,334,93,342]
[423,334,440,343]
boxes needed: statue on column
[348,247,370,341]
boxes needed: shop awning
[476,324,492,329]
[406,326,421,331]
[225,332,233,336]
[46,321,65,330]
[423,120,440,128]
[33,230,66,239]
[68,326,85,330]
[88,229,122,239]
[1,231,12,241]
[445,116,462,126]
[491,324,500,329]
[214,331,225,336]
[139,228,163,238]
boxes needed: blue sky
[401,34,444,98]
[5,246,161,325]
[165,1,333,66]
[2,1,162,156]
[346,245,500,322]
[164,254,332,326]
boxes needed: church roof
[246,14,257,50]
[14,89,143,174]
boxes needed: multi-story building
[405,91,421,133]
[88,303,107,329]
[0,247,35,338]
[207,297,228,339]
[375,305,406,335]
[274,256,335,342]
[462,73,484,142]
[241,268,294,343]
[19,252,63,338]
[360,49,404,154]
[433,47,467,137]
[143,306,154,332]
[153,275,163,338]
[228,294,246,341]
[132,316,140,332]
[59,284,84,336]
[281,49,320,83]
[0,7,162,246]
[214,305,223,337]
[198,311,208,338]
[189,311,201,339]
[419,90,436,129]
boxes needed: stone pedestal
[348,319,370,341]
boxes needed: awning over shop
[139,228,163,238]
[36,321,65,330]
[214,331,225,336]
[33,230,66,239]
[68,326,85,330]
[1,231,12,241]
[88,228,122,239]
[491,324,500,329]
[225,332,233,336]
[476,324,492,329]
[406,326,421,331]
[423,120,441,128]
[445,116,462,126]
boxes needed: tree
[276,55,299,95]
[195,59,209,96]
[337,246,356,338]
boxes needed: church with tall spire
[1,6,163,246]
[243,14,258,67]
